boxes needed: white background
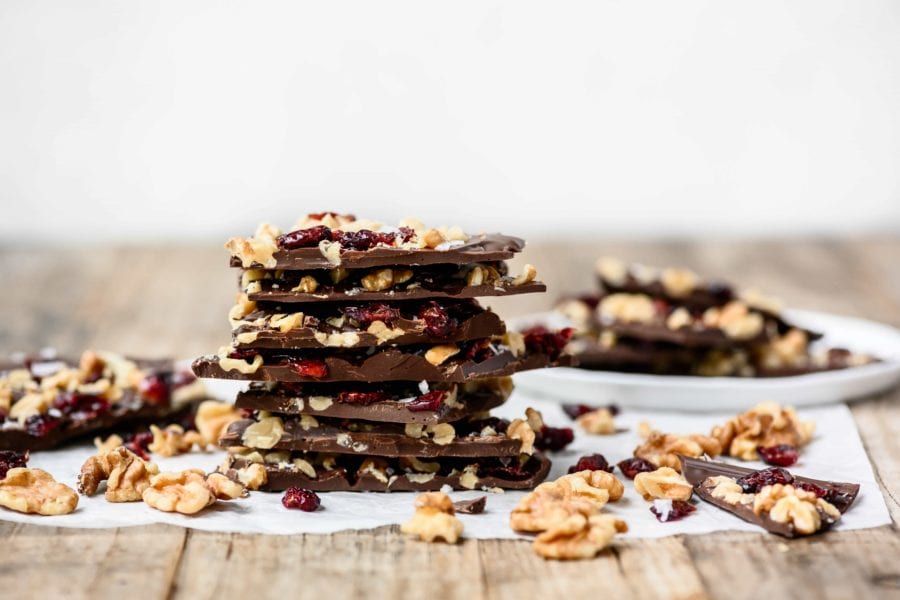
[1,0,899,242]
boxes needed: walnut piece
[400,492,464,543]
[633,467,693,501]
[148,424,205,457]
[0,468,79,515]
[753,484,841,535]
[576,407,616,435]
[660,267,699,298]
[78,447,159,502]
[195,400,242,447]
[634,423,722,471]
[94,434,124,453]
[510,470,624,532]
[533,514,628,560]
[233,463,268,490]
[206,472,248,500]
[241,415,285,449]
[598,293,656,324]
[142,469,216,515]
[702,301,764,340]
[711,401,815,461]
[424,344,460,366]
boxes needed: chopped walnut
[241,415,285,449]
[466,265,500,286]
[424,344,460,366]
[595,257,628,286]
[225,223,281,268]
[291,275,319,293]
[205,473,248,500]
[753,484,841,535]
[94,434,124,454]
[660,267,699,298]
[361,268,395,292]
[634,423,722,471]
[510,471,624,532]
[598,293,656,324]
[533,514,628,560]
[195,400,242,447]
[78,447,159,502]
[427,423,456,445]
[708,476,753,505]
[400,492,464,544]
[755,329,810,370]
[507,418,536,455]
[665,307,693,330]
[702,301,764,340]
[576,407,616,435]
[148,424,205,457]
[0,468,79,515]
[421,228,446,249]
[711,401,815,461]
[633,467,693,501]
[511,264,538,286]
[142,469,216,515]
[233,463,268,490]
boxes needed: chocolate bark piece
[753,347,878,378]
[220,415,528,458]
[233,300,506,350]
[233,233,526,270]
[563,338,697,374]
[453,496,487,514]
[250,280,546,304]
[192,343,572,384]
[0,354,210,451]
[598,274,735,312]
[222,452,551,492]
[681,457,859,537]
[607,320,768,350]
[235,381,510,425]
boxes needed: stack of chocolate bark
[193,213,569,492]
[556,257,876,377]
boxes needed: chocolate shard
[192,345,572,384]
[233,233,526,270]
[233,301,506,350]
[235,381,510,425]
[249,280,546,304]
[607,320,768,350]
[453,496,487,514]
[681,456,860,537]
[222,452,551,492]
[220,416,527,458]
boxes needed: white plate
[509,309,900,412]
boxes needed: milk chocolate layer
[234,233,526,270]
[233,301,505,350]
[235,381,509,424]
[681,457,859,537]
[220,416,526,458]
[223,452,551,492]
[193,345,571,384]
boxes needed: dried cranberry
[561,403,620,420]
[227,348,260,360]
[0,450,29,479]
[25,414,61,438]
[397,226,416,243]
[653,298,670,315]
[418,302,456,338]
[171,370,197,389]
[139,374,171,406]
[567,453,613,474]
[535,425,574,452]
[239,408,257,419]
[794,481,828,498]
[464,339,494,363]
[334,229,396,250]
[480,459,529,480]
[650,499,696,522]
[521,326,574,360]
[278,225,333,249]
[756,444,799,467]
[736,467,794,493]
[407,390,446,412]
[282,487,321,511]
[343,304,400,327]
[124,431,153,461]
[53,393,110,421]
[290,359,328,379]
[617,457,656,479]
[336,391,387,405]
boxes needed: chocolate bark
[220,416,528,458]
[233,233,526,270]
[235,382,509,424]
[222,452,551,492]
[249,280,546,304]
[681,457,859,537]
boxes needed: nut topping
[400,492,464,544]
[633,467,693,501]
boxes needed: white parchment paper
[0,394,891,538]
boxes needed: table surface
[1,239,899,600]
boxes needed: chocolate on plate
[0,351,209,451]
[681,456,859,537]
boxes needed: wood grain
[0,239,897,600]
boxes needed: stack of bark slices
[192,213,571,492]
[555,257,877,377]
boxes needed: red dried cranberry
[568,453,613,474]
[278,225,333,249]
[227,348,259,360]
[464,339,493,363]
[53,393,110,421]
[407,390,446,412]
[282,487,321,511]
[290,359,328,379]
[480,458,529,480]
[794,481,828,498]
[561,403,620,420]
[418,302,456,338]
[397,226,416,243]
[617,457,656,479]
[25,414,60,438]
[171,370,197,389]
[653,298,670,315]
[343,304,400,327]
[756,444,799,467]
[139,374,171,406]
[239,408,256,419]
[535,425,574,452]
[650,499,696,522]
[336,391,387,405]
[736,467,794,493]
[124,431,153,461]
[0,450,29,479]
[521,326,574,360]
[334,229,396,250]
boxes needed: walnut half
[533,514,628,560]
[400,492,464,543]
[633,467,693,501]
[78,447,159,502]
[0,468,79,515]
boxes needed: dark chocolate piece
[233,301,505,350]
[233,233,526,270]
[608,320,768,350]
[193,345,571,384]
[249,280,546,304]
[220,416,528,458]
[681,457,859,537]
[222,452,551,492]
[235,382,509,424]
[453,496,487,514]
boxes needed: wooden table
[1,239,898,600]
